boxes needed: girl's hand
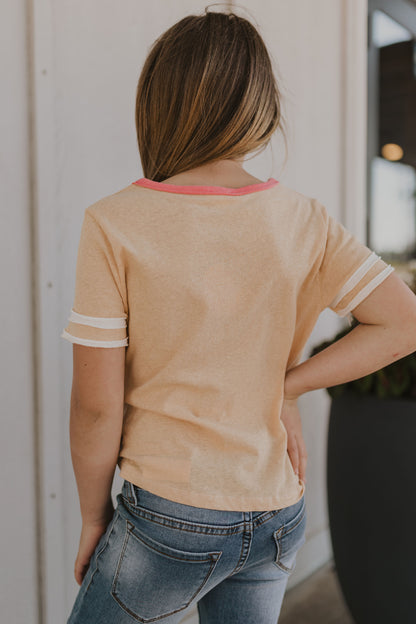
[74,505,115,586]
[280,396,308,485]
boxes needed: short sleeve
[60,208,129,348]
[318,203,395,318]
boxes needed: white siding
[0,0,39,622]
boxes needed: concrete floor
[279,560,355,624]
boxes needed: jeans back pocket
[111,517,222,622]
[272,495,306,575]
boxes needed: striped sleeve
[61,207,129,348]
[317,203,395,318]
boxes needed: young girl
[61,8,416,624]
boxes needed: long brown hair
[135,6,288,182]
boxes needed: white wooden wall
[0,0,39,622]
[0,1,368,622]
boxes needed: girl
[61,7,416,624]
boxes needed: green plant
[309,317,416,400]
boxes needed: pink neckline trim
[132,177,279,196]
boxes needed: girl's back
[62,173,393,511]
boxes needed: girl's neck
[158,159,265,189]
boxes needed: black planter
[327,390,416,624]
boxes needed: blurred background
[1,1,415,623]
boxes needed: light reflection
[381,143,404,161]
[371,157,416,256]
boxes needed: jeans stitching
[110,517,221,623]
[273,506,306,574]
[275,505,305,539]
[125,519,222,562]
[120,499,243,535]
[254,509,281,527]
[225,513,254,578]
[120,498,282,535]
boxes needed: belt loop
[129,480,138,506]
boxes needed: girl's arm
[69,343,126,524]
[284,271,416,399]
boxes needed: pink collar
[132,177,279,196]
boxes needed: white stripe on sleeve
[60,330,128,348]
[329,251,381,310]
[68,309,127,329]
[336,264,395,317]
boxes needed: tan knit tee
[61,177,394,511]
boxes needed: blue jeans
[67,480,306,623]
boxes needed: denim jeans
[67,480,306,623]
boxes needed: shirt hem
[119,464,305,512]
